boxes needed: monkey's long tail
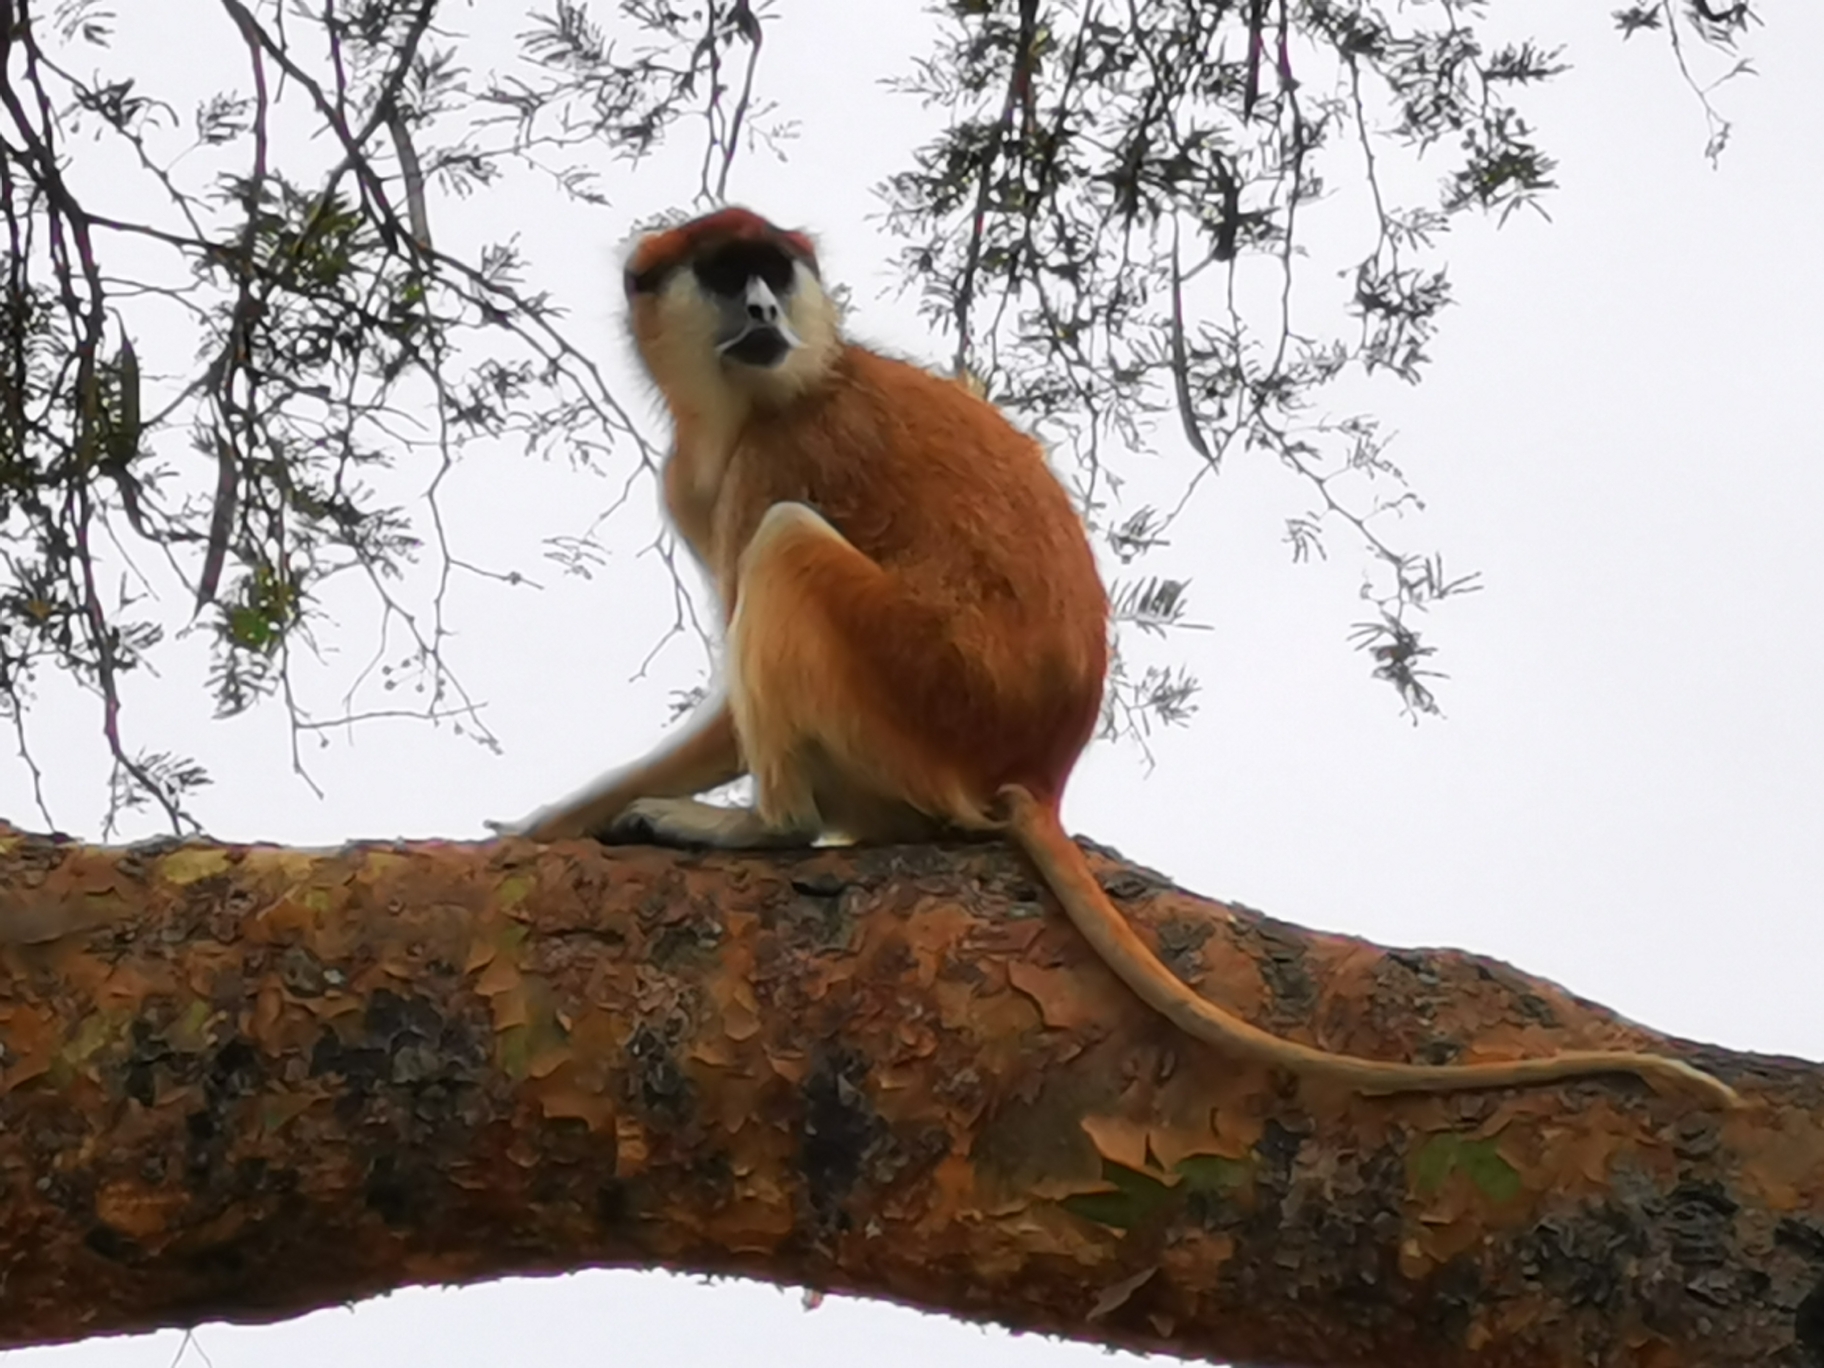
[995,785,1741,1109]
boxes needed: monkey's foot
[600,797,810,850]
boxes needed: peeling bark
[0,820,1818,1367]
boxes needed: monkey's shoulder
[838,346,1020,421]
[774,346,1045,480]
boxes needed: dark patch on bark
[310,1029,390,1100]
[1373,952,1449,1049]
[1797,1280,1824,1364]
[632,870,695,934]
[1670,1112,1725,1161]
[1243,921,1319,1027]
[1202,1123,1416,1365]
[868,933,918,985]
[1664,1179,1738,1270]
[1386,948,1443,983]
[1183,1176,1247,1234]
[799,1047,885,1234]
[625,1022,693,1122]
[972,1066,1105,1200]
[83,1224,140,1264]
[790,870,848,899]
[122,1016,167,1105]
[177,1230,256,1284]
[1230,1113,1309,1250]
[776,891,856,949]
[854,843,962,888]
[364,987,437,1042]
[1097,868,1162,903]
[877,1122,955,1192]
[307,992,492,1150]
[1780,1218,1824,1262]
[277,944,329,997]
[648,911,724,968]
[684,1149,737,1211]
[596,1178,633,1230]
[363,1152,423,1228]
[1512,1204,1650,1312]
[1661,1179,1770,1310]
[544,924,627,951]
[631,874,727,971]
[1424,1256,1483,1352]
[1470,959,1561,1027]
[206,1037,264,1105]
[184,1103,230,1189]
[1153,915,1215,981]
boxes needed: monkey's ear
[624,264,666,298]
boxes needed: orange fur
[711,348,1107,817]
[517,208,1739,1110]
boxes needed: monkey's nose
[745,278,782,323]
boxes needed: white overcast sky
[3,2,1821,1365]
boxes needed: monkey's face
[691,238,809,369]
[627,216,840,410]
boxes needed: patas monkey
[516,207,1738,1108]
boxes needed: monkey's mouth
[718,324,796,368]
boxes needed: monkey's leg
[517,703,744,841]
[612,502,963,849]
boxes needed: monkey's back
[723,347,1108,805]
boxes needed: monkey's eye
[693,241,797,301]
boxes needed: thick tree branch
[0,820,1816,1365]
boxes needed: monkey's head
[624,208,840,412]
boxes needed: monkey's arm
[515,704,744,841]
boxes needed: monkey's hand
[603,797,808,850]
[489,783,649,843]
[483,799,739,846]
[483,810,590,841]
[594,798,689,846]
[483,809,617,843]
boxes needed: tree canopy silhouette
[0,0,1762,831]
